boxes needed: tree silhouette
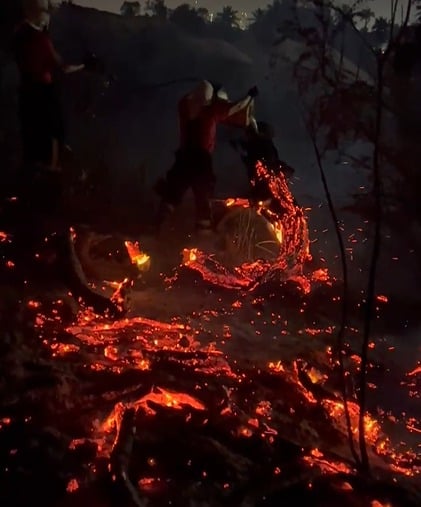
[416,0,421,21]
[215,6,241,29]
[120,1,141,17]
[145,0,167,20]
[272,0,418,473]
[197,7,210,22]
[169,4,206,34]
[250,7,265,26]
[356,7,375,33]
[371,16,390,46]
[334,3,354,24]
[353,8,374,79]
[333,3,355,70]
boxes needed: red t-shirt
[178,96,233,154]
[15,22,57,84]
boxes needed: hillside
[0,5,420,506]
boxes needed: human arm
[63,63,85,74]
[44,36,85,73]
[213,86,259,121]
[56,52,103,74]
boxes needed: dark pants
[19,82,65,167]
[158,147,215,229]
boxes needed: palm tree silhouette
[250,8,265,25]
[215,6,241,29]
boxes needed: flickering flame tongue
[125,241,150,270]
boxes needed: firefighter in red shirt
[14,0,86,174]
[155,80,258,234]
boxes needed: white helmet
[189,80,214,105]
[23,0,51,28]
[184,80,214,120]
[216,88,229,101]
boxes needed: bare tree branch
[357,0,413,473]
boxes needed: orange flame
[124,241,150,270]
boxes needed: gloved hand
[248,86,259,98]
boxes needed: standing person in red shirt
[9,2,122,318]
[14,0,85,174]
[154,80,258,234]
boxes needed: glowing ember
[182,247,253,289]
[8,175,417,504]
[0,231,11,242]
[138,477,162,492]
[407,365,421,377]
[66,478,79,493]
[268,361,285,373]
[322,399,384,448]
[376,294,388,303]
[181,162,315,292]
[270,221,283,244]
[225,197,250,208]
[0,417,11,430]
[125,241,150,271]
[302,451,353,475]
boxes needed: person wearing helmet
[14,0,89,174]
[154,80,258,234]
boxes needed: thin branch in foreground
[305,118,361,468]
[357,0,413,474]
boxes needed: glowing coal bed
[2,291,418,507]
[0,166,420,506]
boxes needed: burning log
[64,230,127,318]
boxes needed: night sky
[73,0,399,19]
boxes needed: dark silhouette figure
[232,120,295,204]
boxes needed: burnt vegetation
[0,1,420,506]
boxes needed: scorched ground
[0,170,420,507]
